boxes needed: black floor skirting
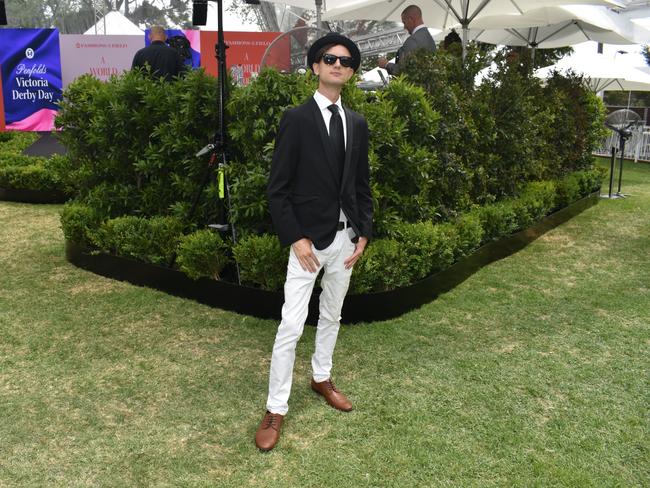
[0,187,68,204]
[65,192,598,324]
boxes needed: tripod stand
[171,0,240,283]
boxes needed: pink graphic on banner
[6,108,58,131]
[184,30,200,54]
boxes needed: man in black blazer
[255,33,373,452]
[131,26,185,81]
[378,5,437,75]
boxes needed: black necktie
[328,104,345,180]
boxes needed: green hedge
[232,234,288,291]
[0,131,38,156]
[0,132,69,194]
[55,51,607,294]
[60,203,101,245]
[93,215,184,266]
[347,171,601,294]
[177,229,230,280]
[60,168,602,292]
[56,69,223,223]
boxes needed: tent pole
[462,23,468,61]
[316,0,322,29]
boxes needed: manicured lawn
[0,159,648,486]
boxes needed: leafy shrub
[177,229,230,280]
[60,203,101,245]
[56,69,223,225]
[0,131,38,155]
[575,168,606,196]
[454,212,484,258]
[232,234,288,291]
[511,180,557,229]
[0,135,74,194]
[83,182,140,220]
[349,239,410,294]
[0,153,41,168]
[543,71,608,174]
[475,201,518,242]
[42,155,80,195]
[0,134,69,194]
[554,173,582,209]
[0,163,61,192]
[94,215,184,265]
[388,220,456,281]
[478,53,544,197]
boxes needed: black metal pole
[215,0,227,156]
[214,0,240,284]
[608,145,616,198]
[616,137,626,195]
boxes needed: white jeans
[266,229,356,415]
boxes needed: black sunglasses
[321,53,354,68]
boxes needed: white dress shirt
[313,90,350,227]
[313,90,347,148]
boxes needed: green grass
[0,160,648,487]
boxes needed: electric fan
[603,109,642,199]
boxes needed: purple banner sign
[0,28,63,131]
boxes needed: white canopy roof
[84,11,144,35]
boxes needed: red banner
[200,31,282,85]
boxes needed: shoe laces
[263,413,281,430]
[324,379,340,393]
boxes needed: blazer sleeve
[267,110,304,247]
[355,117,373,239]
[387,31,436,75]
[387,38,416,75]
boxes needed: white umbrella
[536,51,650,92]
[323,0,624,58]
[464,5,650,62]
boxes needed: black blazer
[267,97,373,250]
[131,41,185,81]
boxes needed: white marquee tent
[84,11,143,35]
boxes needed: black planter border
[0,187,68,204]
[65,192,598,323]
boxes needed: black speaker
[0,1,8,26]
[192,0,208,26]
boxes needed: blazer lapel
[341,106,355,192]
[309,98,340,183]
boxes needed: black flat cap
[307,33,361,72]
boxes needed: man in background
[378,5,436,75]
[132,26,186,81]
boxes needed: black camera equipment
[0,1,7,25]
[603,109,642,199]
[166,35,192,62]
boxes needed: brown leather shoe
[311,378,353,412]
[255,411,284,452]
